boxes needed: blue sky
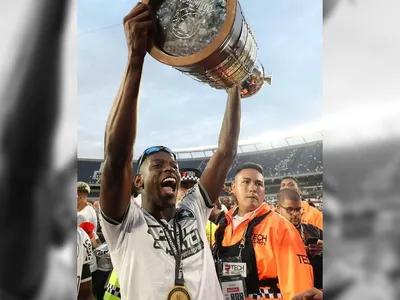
[78,0,322,159]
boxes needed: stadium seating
[77,141,323,202]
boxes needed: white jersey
[133,194,142,207]
[101,182,224,300]
[77,204,98,272]
[77,228,92,291]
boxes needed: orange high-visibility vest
[301,201,323,230]
[220,203,314,300]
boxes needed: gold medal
[166,285,191,300]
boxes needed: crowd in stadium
[77,4,324,300]
[78,141,323,186]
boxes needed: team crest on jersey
[175,208,195,222]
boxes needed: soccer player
[99,3,241,299]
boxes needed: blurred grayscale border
[324,0,400,299]
[1,0,400,299]
[0,1,76,300]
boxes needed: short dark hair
[235,162,264,177]
[281,176,299,184]
[277,188,301,204]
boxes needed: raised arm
[200,87,241,205]
[100,3,153,222]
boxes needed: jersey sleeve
[100,199,139,252]
[275,223,314,299]
[177,182,213,228]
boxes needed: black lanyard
[238,224,249,257]
[159,218,185,286]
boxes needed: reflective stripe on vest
[103,270,121,300]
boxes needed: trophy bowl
[142,0,271,98]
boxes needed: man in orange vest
[213,163,314,300]
[280,177,323,229]
[276,188,323,289]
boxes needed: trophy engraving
[171,0,215,40]
[156,0,226,57]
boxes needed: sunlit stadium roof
[174,130,323,159]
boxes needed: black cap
[180,168,202,183]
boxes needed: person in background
[103,271,121,300]
[267,201,274,210]
[77,182,103,297]
[308,201,316,208]
[92,201,105,243]
[276,189,323,289]
[280,177,323,229]
[78,182,100,246]
[222,205,228,213]
[220,198,229,213]
[209,200,226,225]
[92,243,113,300]
[77,227,95,300]
[213,163,314,300]
[229,194,238,210]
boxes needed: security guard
[213,163,314,300]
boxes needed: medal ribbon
[159,218,185,286]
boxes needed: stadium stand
[78,140,323,202]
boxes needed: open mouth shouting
[160,176,177,196]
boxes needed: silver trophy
[143,0,272,98]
